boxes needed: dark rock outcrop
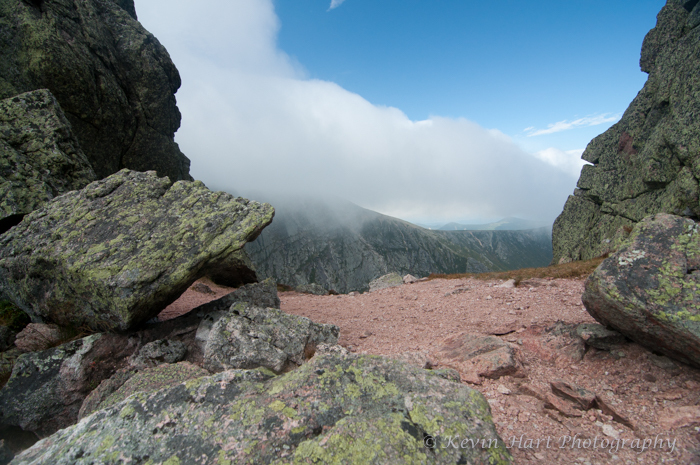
[0,169,274,332]
[246,196,553,293]
[0,333,139,437]
[553,0,700,263]
[582,213,700,367]
[13,353,512,465]
[0,89,96,233]
[0,0,191,181]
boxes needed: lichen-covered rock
[202,302,339,374]
[0,0,191,181]
[582,213,700,367]
[80,362,209,419]
[0,169,274,331]
[295,283,329,295]
[13,353,512,465]
[128,339,186,369]
[369,272,404,292]
[552,1,700,263]
[0,333,140,437]
[0,90,96,232]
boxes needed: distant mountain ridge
[245,196,553,293]
[438,217,545,231]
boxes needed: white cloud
[527,114,620,137]
[137,0,580,225]
[328,0,346,10]
[533,148,590,178]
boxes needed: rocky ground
[272,277,700,465]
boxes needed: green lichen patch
[11,353,510,465]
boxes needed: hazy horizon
[136,0,664,226]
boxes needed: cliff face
[245,197,552,293]
[0,0,191,181]
[552,0,700,263]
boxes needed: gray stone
[575,323,627,351]
[202,302,339,374]
[0,0,191,181]
[12,353,512,465]
[403,274,420,284]
[0,169,274,332]
[369,272,404,292]
[0,90,96,232]
[582,213,700,368]
[295,283,329,295]
[128,339,187,369]
[553,1,700,263]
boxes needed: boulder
[0,0,191,181]
[369,272,403,292]
[0,169,274,331]
[552,1,700,263]
[0,333,139,437]
[0,90,96,233]
[295,283,328,295]
[403,274,420,284]
[13,353,512,465]
[434,333,521,383]
[582,213,700,367]
[202,302,339,374]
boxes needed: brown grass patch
[427,256,606,285]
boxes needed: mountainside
[245,197,552,293]
[439,217,544,231]
[552,0,700,263]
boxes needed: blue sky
[137,0,665,226]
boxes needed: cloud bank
[527,114,620,137]
[138,0,580,225]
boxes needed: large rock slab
[552,1,700,263]
[0,89,96,233]
[202,302,340,374]
[582,213,700,367]
[0,169,274,331]
[0,0,191,181]
[12,353,512,465]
